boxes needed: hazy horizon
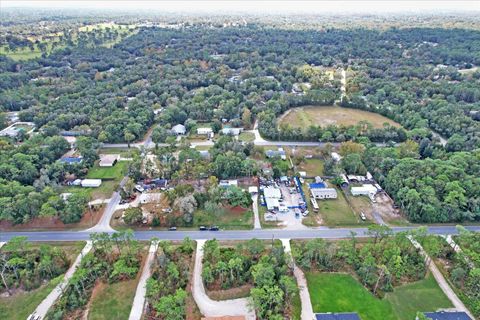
[2,0,480,15]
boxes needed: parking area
[261,177,309,230]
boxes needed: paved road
[87,176,129,232]
[129,241,158,320]
[408,236,474,319]
[2,226,480,243]
[192,240,255,319]
[32,241,93,320]
[281,239,315,320]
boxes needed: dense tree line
[293,226,427,297]
[202,239,298,319]
[0,236,70,295]
[145,238,195,320]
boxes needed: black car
[199,226,207,231]
[209,226,219,231]
[168,227,177,231]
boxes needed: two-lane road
[1,225,479,243]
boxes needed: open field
[307,272,452,320]
[87,161,128,180]
[297,158,324,177]
[0,275,63,320]
[319,187,361,226]
[87,276,138,320]
[193,208,253,230]
[238,131,255,143]
[280,106,401,129]
[0,242,85,319]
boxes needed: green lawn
[306,272,452,320]
[0,275,63,320]
[194,209,253,230]
[238,132,255,143]
[87,161,128,180]
[88,278,138,320]
[298,158,324,177]
[386,273,452,320]
[319,187,359,226]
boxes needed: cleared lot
[280,105,402,129]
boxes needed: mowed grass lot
[194,209,253,230]
[297,158,324,177]
[238,131,255,143]
[88,278,138,320]
[280,106,401,129]
[86,161,128,180]
[319,187,359,226]
[307,272,452,320]
[0,275,62,320]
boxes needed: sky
[2,1,480,14]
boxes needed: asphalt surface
[2,225,479,243]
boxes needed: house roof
[424,312,472,320]
[263,187,281,199]
[315,313,361,320]
[60,157,83,164]
[172,124,186,133]
[310,182,327,189]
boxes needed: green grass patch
[297,158,324,177]
[193,209,253,230]
[238,132,255,143]
[0,275,63,320]
[307,272,452,320]
[87,161,128,180]
[386,273,452,320]
[307,272,395,320]
[88,278,138,320]
[319,187,359,226]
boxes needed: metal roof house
[351,184,377,196]
[172,124,186,135]
[221,127,243,136]
[265,148,286,160]
[315,313,361,320]
[423,311,472,320]
[99,154,120,167]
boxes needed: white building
[197,127,213,135]
[219,180,238,188]
[221,127,243,136]
[99,154,120,167]
[263,186,282,211]
[331,152,342,162]
[248,186,259,194]
[351,184,378,196]
[81,179,102,188]
[310,188,338,199]
[171,124,186,135]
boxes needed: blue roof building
[315,313,361,320]
[60,157,83,164]
[424,311,472,320]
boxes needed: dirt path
[252,194,261,229]
[408,236,474,319]
[280,239,315,320]
[32,241,93,319]
[192,240,255,319]
[128,241,159,320]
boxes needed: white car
[135,185,145,193]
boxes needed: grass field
[194,209,253,230]
[297,158,324,177]
[319,187,359,226]
[238,132,255,143]
[0,275,63,320]
[87,161,128,180]
[280,106,401,129]
[88,278,138,320]
[307,272,452,320]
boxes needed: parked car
[199,226,207,231]
[302,210,309,217]
[360,212,366,221]
[209,226,219,231]
[168,227,177,231]
[135,185,145,193]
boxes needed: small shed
[81,179,102,188]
